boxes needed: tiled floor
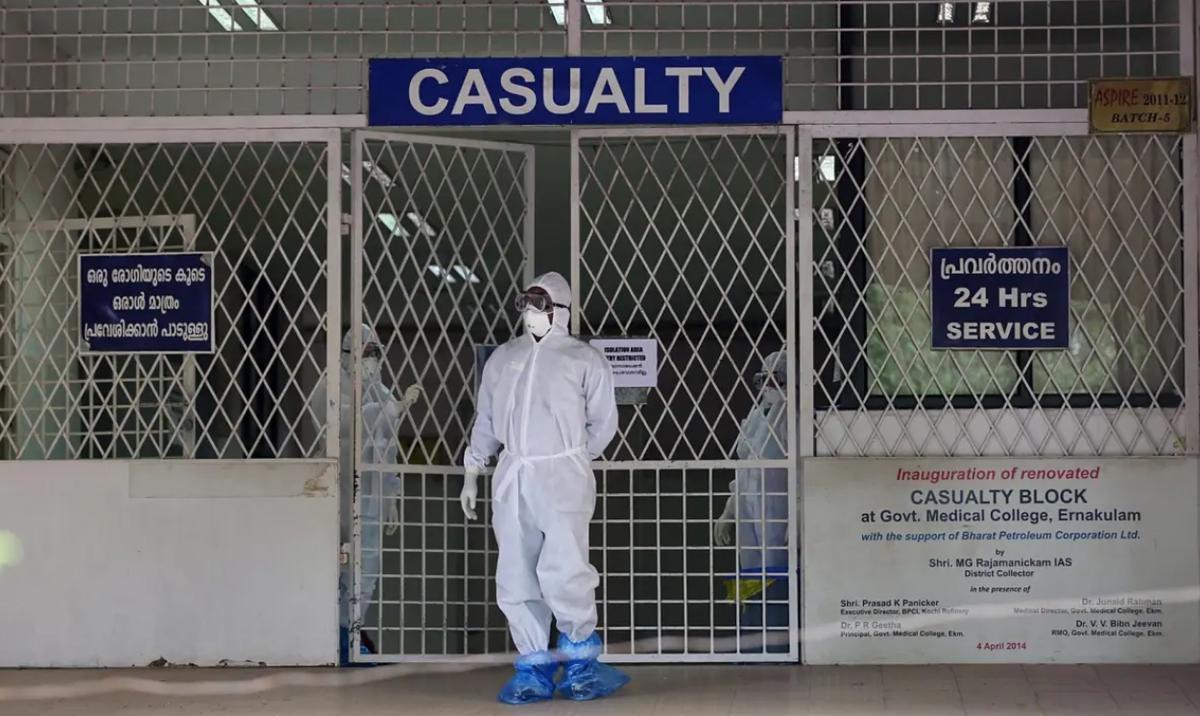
[0,664,1198,714]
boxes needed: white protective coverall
[464,272,619,655]
[311,325,418,629]
[716,350,790,571]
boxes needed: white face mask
[362,356,382,381]
[761,384,785,407]
[524,309,552,338]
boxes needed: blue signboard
[930,246,1070,350]
[79,252,215,353]
[368,56,783,126]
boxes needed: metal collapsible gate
[350,131,535,660]
[0,0,1193,672]
[350,124,803,663]
[349,116,1195,664]
[572,127,798,662]
[802,120,1192,460]
[0,126,340,464]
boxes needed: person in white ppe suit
[461,271,629,704]
[715,350,790,571]
[311,324,420,664]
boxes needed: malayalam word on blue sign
[79,252,215,353]
[930,246,1070,350]
[368,56,783,126]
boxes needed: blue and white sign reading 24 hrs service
[930,246,1071,350]
[368,56,783,126]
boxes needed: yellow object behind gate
[723,576,776,606]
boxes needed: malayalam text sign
[79,252,215,353]
[587,337,658,389]
[930,246,1070,350]
[803,457,1200,664]
[1090,77,1193,134]
[368,56,783,126]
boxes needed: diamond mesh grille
[356,134,531,470]
[0,0,564,117]
[0,138,333,459]
[0,1,1182,116]
[574,129,796,662]
[584,0,1182,110]
[362,129,798,662]
[812,133,1187,456]
[577,130,792,462]
[353,134,531,661]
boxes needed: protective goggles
[752,372,785,391]
[514,291,568,313]
[343,343,383,359]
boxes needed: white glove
[400,384,421,407]
[382,384,421,417]
[386,499,399,536]
[460,467,480,521]
[714,494,736,546]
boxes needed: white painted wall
[0,459,338,667]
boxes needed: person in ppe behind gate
[461,271,629,705]
[311,324,421,664]
[714,350,790,572]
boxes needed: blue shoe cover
[498,651,558,705]
[556,633,630,701]
[338,627,376,668]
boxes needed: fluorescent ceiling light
[426,265,482,285]
[427,266,457,283]
[546,0,609,27]
[233,0,279,30]
[197,0,243,31]
[365,164,391,187]
[406,212,436,238]
[583,0,611,25]
[936,1,954,24]
[363,161,393,189]
[452,265,482,284]
[376,213,411,239]
[819,155,837,183]
[547,0,566,26]
[340,161,393,188]
[818,208,836,232]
